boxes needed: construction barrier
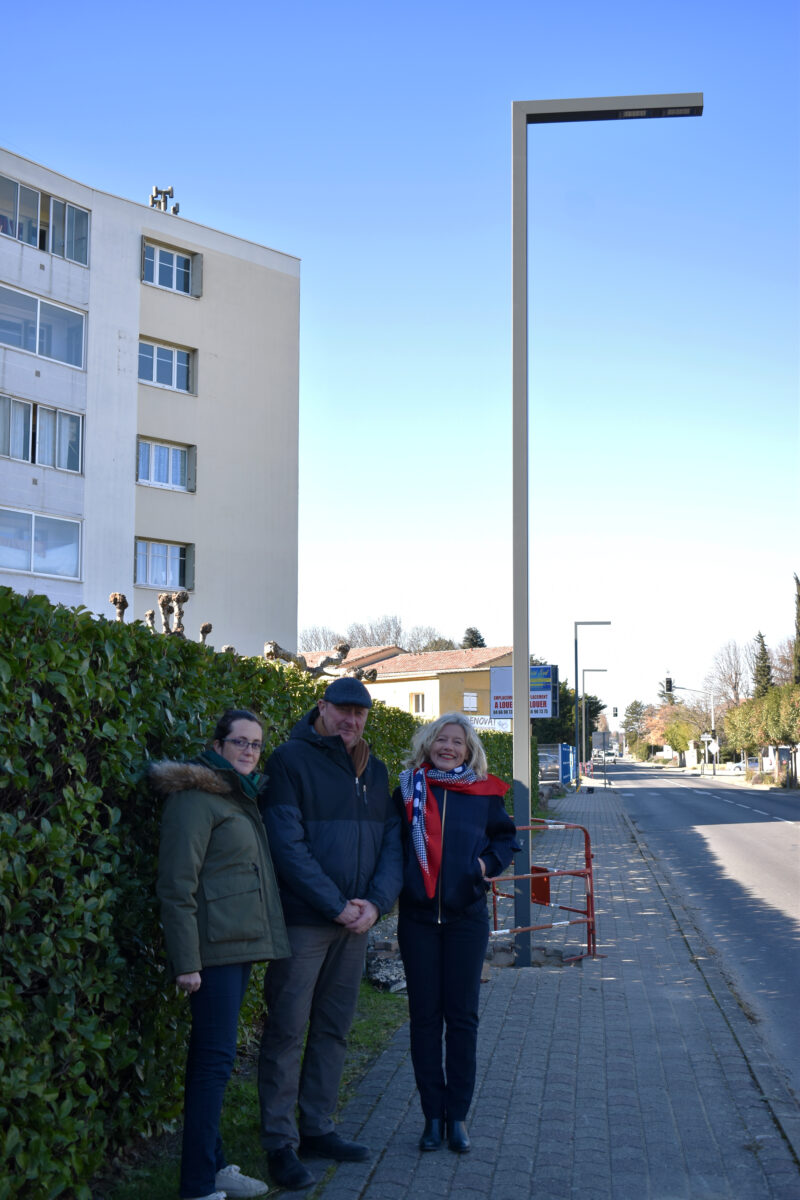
[488,820,598,962]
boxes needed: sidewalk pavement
[311,788,800,1200]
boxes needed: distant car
[603,750,616,762]
[538,752,559,780]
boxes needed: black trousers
[397,910,489,1121]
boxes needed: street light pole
[512,93,702,965]
[671,682,716,773]
[581,667,607,768]
[573,622,611,790]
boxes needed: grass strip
[93,980,409,1199]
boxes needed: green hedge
[0,586,540,1198]
[0,588,420,1200]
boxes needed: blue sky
[6,0,797,714]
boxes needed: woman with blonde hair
[394,712,518,1154]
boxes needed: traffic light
[613,707,618,717]
[665,677,673,693]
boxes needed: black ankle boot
[419,1118,443,1151]
[446,1120,470,1153]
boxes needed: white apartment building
[0,148,299,653]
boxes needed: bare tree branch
[703,640,750,706]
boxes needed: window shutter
[186,445,197,492]
[191,253,203,297]
[183,543,196,590]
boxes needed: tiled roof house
[364,646,513,722]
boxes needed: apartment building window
[0,506,81,578]
[0,394,30,460]
[137,438,195,491]
[143,243,191,293]
[463,692,478,712]
[135,538,194,589]
[138,340,192,392]
[0,395,82,472]
[0,285,85,368]
[141,238,202,297]
[411,693,425,714]
[0,173,89,265]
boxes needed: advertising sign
[466,714,512,732]
[490,665,556,718]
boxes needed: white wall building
[0,149,299,652]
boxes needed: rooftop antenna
[148,185,179,214]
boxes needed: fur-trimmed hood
[148,759,236,798]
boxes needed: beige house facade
[0,148,299,652]
[364,647,513,723]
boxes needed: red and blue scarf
[399,763,509,898]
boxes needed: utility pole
[668,679,717,774]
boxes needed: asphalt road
[610,759,800,1102]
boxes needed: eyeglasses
[224,737,263,753]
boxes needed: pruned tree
[109,592,128,622]
[794,573,800,685]
[752,631,773,698]
[264,641,377,681]
[461,627,486,649]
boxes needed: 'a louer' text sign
[491,665,555,718]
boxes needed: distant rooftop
[371,647,513,677]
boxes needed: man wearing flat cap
[258,677,402,1190]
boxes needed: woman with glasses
[153,709,290,1200]
[395,713,518,1156]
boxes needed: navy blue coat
[393,781,518,923]
[260,709,402,926]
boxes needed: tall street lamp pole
[512,94,702,965]
[574,622,611,788]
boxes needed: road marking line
[752,809,769,815]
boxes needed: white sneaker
[214,1165,269,1197]
[186,1192,227,1200]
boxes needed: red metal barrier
[488,820,599,962]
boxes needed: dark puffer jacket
[394,782,518,924]
[260,709,403,926]
[153,756,290,978]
